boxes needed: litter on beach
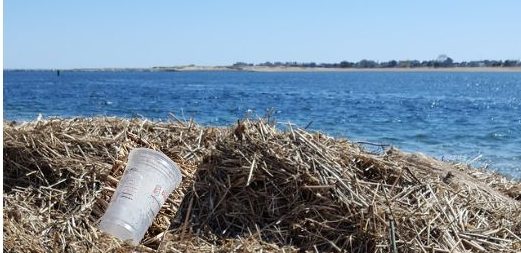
[3,117,521,252]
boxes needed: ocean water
[4,70,521,178]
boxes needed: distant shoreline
[229,66,521,73]
[5,66,521,72]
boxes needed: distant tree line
[233,55,521,69]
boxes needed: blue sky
[4,1,521,69]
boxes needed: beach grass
[3,117,520,252]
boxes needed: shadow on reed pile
[175,119,521,252]
[3,117,521,252]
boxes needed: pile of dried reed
[3,117,520,252]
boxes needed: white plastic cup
[99,148,182,245]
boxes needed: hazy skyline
[4,1,521,69]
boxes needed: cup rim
[128,148,182,183]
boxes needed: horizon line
[5,57,521,70]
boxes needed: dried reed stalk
[4,117,520,252]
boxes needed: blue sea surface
[4,70,521,178]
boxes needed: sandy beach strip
[158,65,521,73]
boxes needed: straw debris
[3,117,521,252]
